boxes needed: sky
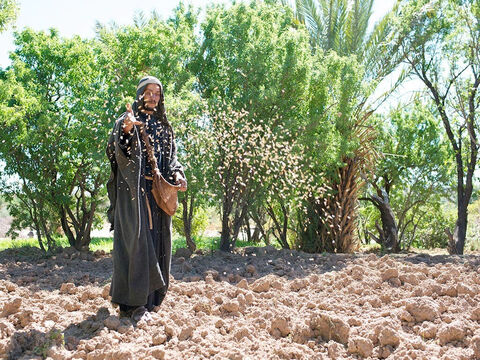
[0,0,224,67]
[0,0,395,68]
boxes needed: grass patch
[172,236,272,253]
[172,236,220,254]
[235,239,273,248]
[0,236,114,253]
[0,234,272,255]
[0,238,39,251]
[89,237,113,253]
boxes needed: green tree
[294,51,370,253]
[0,0,18,33]
[168,87,211,252]
[280,0,406,252]
[206,106,307,251]
[94,4,198,108]
[360,101,453,251]
[283,0,405,89]
[0,29,108,251]
[0,6,201,251]
[195,1,313,251]
[394,0,480,254]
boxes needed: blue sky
[0,0,395,68]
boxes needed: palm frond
[299,0,325,47]
[323,0,337,50]
[344,0,374,55]
[332,0,348,54]
[294,0,306,23]
[363,0,403,82]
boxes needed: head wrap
[131,75,168,124]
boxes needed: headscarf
[131,75,169,126]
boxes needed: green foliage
[303,51,366,176]
[0,236,114,253]
[206,108,302,249]
[95,4,198,114]
[172,236,220,254]
[1,0,475,257]
[378,100,453,195]
[169,87,210,207]
[173,204,209,238]
[291,0,374,55]
[0,28,109,251]
[408,203,455,249]
[0,195,9,217]
[168,83,213,247]
[361,100,454,250]
[88,237,114,253]
[0,238,35,251]
[171,235,272,254]
[285,0,404,253]
[467,199,480,251]
[392,0,480,254]
[294,51,367,253]
[288,0,403,83]
[0,0,18,33]
[96,6,206,248]
[196,1,311,120]
[196,1,315,250]
[0,6,200,252]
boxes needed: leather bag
[139,124,180,216]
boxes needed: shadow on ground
[1,246,479,295]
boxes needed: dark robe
[106,111,184,309]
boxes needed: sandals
[130,306,152,322]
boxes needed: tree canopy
[0,0,478,255]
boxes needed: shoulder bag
[139,124,180,216]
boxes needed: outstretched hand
[175,174,187,192]
[122,103,142,134]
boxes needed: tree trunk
[60,206,76,247]
[34,221,45,252]
[266,201,290,249]
[60,204,95,251]
[219,225,231,251]
[182,196,196,252]
[232,204,248,246]
[310,111,375,254]
[452,201,467,255]
[251,225,260,243]
[30,202,45,252]
[82,201,96,248]
[377,199,399,252]
[362,188,399,252]
[416,70,479,256]
[39,211,56,252]
[249,208,269,245]
[245,218,252,243]
[219,204,232,252]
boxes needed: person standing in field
[106,76,187,322]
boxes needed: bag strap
[138,123,160,176]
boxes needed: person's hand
[122,103,142,134]
[175,174,187,192]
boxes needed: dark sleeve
[117,115,134,157]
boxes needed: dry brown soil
[1,246,480,359]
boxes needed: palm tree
[283,0,405,252]
[284,0,402,81]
